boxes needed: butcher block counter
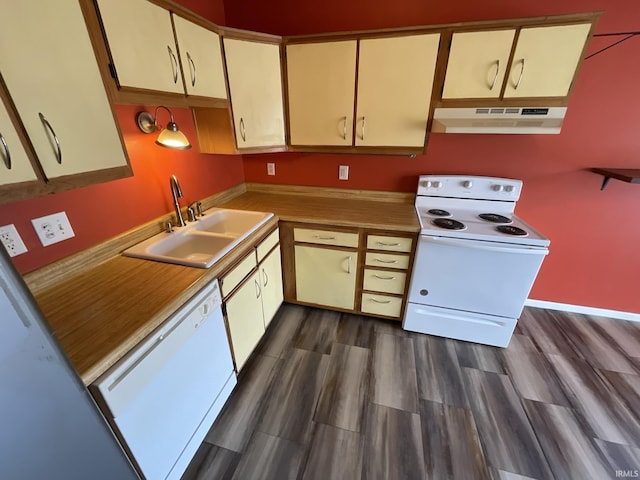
[27,183,419,385]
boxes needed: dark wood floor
[182,304,640,480]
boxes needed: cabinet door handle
[39,113,62,164]
[0,132,11,170]
[373,274,396,280]
[314,235,336,240]
[342,116,347,140]
[186,51,196,87]
[489,59,500,90]
[239,117,246,142]
[347,255,352,274]
[167,45,179,84]
[262,268,269,287]
[514,58,525,90]
[360,116,366,141]
[370,298,392,304]
[376,241,400,247]
[374,258,398,264]
[254,278,261,298]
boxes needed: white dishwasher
[93,280,236,480]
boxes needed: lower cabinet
[222,228,283,371]
[225,270,264,371]
[281,222,416,320]
[295,245,358,310]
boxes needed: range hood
[432,107,567,134]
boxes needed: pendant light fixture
[136,106,192,150]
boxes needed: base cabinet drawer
[361,293,403,318]
[367,235,413,253]
[363,269,407,295]
[294,228,359,248]
[365,252,411,270]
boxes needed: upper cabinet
[286,34,439,151]
[96,0,226,101]
[0,0,130,204]
[355,34,440,147]
[503,23,592,98]
[173,15,227,99]
[97,0,184,95]
[286,41,357,147]
[440,19,595,102]
[442,29,516,99]
[223,38,286,149]
[0,96,38,188]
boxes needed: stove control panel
[417,175,522,201]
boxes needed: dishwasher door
[94,281,235,480]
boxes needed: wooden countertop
[220,189,420,232]
[31,186,419,385]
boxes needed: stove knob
[433,181,442,188]
[463,180,473,189]
[419,180,430,188]
[492,184,504,192]
[504,185,515,193]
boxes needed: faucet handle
[166,222,174,233]
[187,206,197,223]
[196,201,204,217]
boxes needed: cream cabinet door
[260,246,284,328]
[0,100,37,186]
[295,245,357,310]
[442,29,516,99]
[355,34,440,147]
[97,0,184,94]
[225,270,265,371]
[504,23,591,98]
[173,15,227,99]
[286,41,357,146]
[0,0,127,178]
[224,38,286,148]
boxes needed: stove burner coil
[427,209,451,217]
[432,218,466,230]
[496,225,527,236]
[479,213,512,224]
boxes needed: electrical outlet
[0,224,28,257]
[267,162,276,176]
[31,212,75,247]
[339,165,349,180]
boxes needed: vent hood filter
[432,107,567,134]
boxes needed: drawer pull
[370,298,392,304]
[374,258,398,264]
[373,274,395,280]
[376,241,400,247]
[315,235,336,240]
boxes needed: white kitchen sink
[122,208,274,268]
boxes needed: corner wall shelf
[591,168,640,190]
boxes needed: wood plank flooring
[183,304,640,480]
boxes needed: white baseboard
[525,299,640,323]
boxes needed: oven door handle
[423,236,548,255]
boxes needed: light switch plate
[0,224,28,257]
[31,212,75,247]
[339,165,349,180]
[267,162,276,176]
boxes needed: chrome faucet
[169,175,186,227]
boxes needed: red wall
[229,0,640,313]
[1,105,244,274]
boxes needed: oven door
[409,235,548,318]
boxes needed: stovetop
[415,176,550,247]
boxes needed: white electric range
[403,175,550,347]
